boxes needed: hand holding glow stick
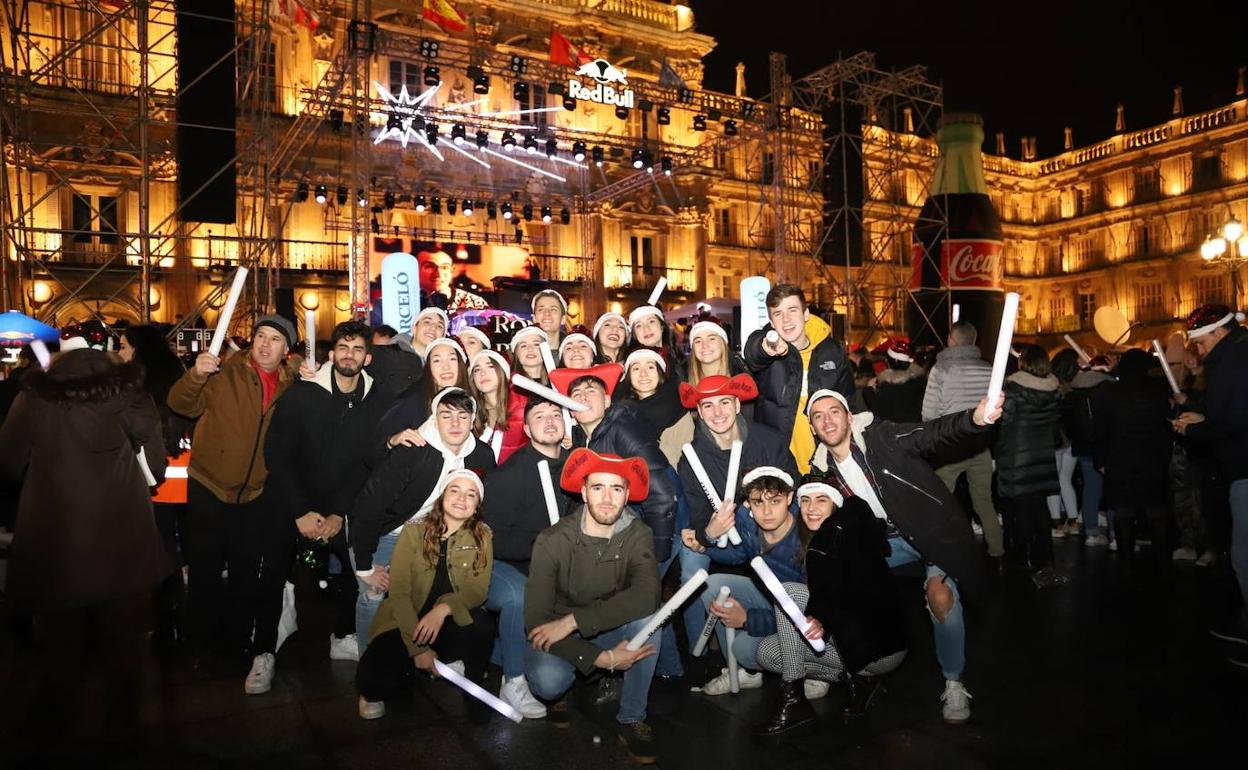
[722,440,743,546]
[1152,339,1180,395]
[647,276,667,307]
[680,444,729,547]
[208,267,248,357]
[692,586,730,657]
[539,343,557,374]
[136,446,159,487]
[432,659,523,723]
[1063,334,1091,363]
[725,604,740,694]
[983,292,1019,425]
[304,309,316,364]
[750,557,825,652]
[626,568,708,650]
[537,459,560,526]
[512,374,588,413]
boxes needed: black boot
[755,679,815,739]
[842,674,880,718]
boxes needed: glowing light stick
[647,276,667,306]
[304,309,316,364]
[208,267,248,357]
[750,557,825,652]
[983,292,1020,425]
[626,568,708,651]
[722,440,743,546]
[1063,334,1091,363]
[432,659,523,723]
[537,460,560,526]
[1152,339,1180,395]
[512,374,588,414]
[692,586,731,657]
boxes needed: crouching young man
[524,448,661,763]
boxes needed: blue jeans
[484,560,528,679]
[352,530,399,655]
[1230,480,1248,615]
[886,536,965,680]
[699,573,769,670]
[679,544,711,652]
[654,544,684,677]
[524,613,659,724]
[1078,456,1105,535]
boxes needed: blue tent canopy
[0,310,59,348]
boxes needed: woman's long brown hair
[422,490,490,571]
[686,335,730,386]
[469,357,511,435]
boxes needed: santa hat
[679,373,759,409]
[628,304,665,328]
[510,325,550,347]
[425,336,467,362]
[549,362,623,400]
[560,447,650,503]
[531,289,568,313]
[592,312,630,341]
[456,325,491,351]
[688,319,729,347]
[469,349,511,380]
[1186,303,1245,339]
[741,465,795,490]
[559,327,596,358]
[623,347,667,374]
[885,339,913,363]
[415,306,449,330]
[795,479,844,508]
[429,386,477,418]
[434,468,486,501]
[805,388,851,420]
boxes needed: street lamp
[1200,213,1248,304]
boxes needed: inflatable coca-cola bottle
[907,113,1006,357]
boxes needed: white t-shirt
[834,453,889,523]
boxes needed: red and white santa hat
[1186,303,1245,339]
[558,326,596,358]
[429,386,477,418]
[623,347,667,374]
[531,289,568,313]
[510,325,550,347]
[560,447,650,502]
[469,349,511,380]
[688,319,729,347]
[678,373,759,409]
[885,338,914,363]
[795,478,844,508]
[592,311,630,341]
[628,304,665,329]
[435,467,486,501]
[415,306,449,330]
[425,336,467,361]
[456,325,491,351]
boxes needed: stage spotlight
[693,114,707,131]
[295,181,309,202]
[383,190,395,209]
[631,148,645,169]
[724,119,738,136]
[423,65,440,86]
[572,141,587,162]
[661,156,673,176]
[431,196,442,214]
[615,105,629,120]
[415,195,426,213]
[657,107,670,125]
[476,130,488,149]
[446,198,457,215]
[592,146,604,166]
[541,206,552,223]
[501,130,516,151]
[560,207,571,225]
[336,185,348,206]
[462,199,474,216]
[314,184,327,204]
[522,203,533,221]
[523,133,539,154]
[486,201,497,219]
[420,38,439,58]
[545,137,557,158]
[513,82,529,102]
[501,202,513,220]
[451,123,467,144]
[356,188,367,206]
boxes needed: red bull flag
[423,0,467,33]
[270,0,319,31]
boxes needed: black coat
[1185,324,1248,482]
[804,496,908,675]
[571,400,678,562]
[263,368,393,521]
[995,372,1061,499]
[863,365,927,424]
[1093,375,1173,507]
[481,444,577,573]
[365,343,423,404]
[677,416,798,547]
[351,439,496,571]
[810,410,989,600]
[1061,370,1114,457]
[743,320,854,442]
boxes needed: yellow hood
[802,313,831,349]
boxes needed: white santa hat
[741,466,795,490]
[592,311,630,342]
[469,349,511,380]
[415,306,449,330]
[688,320,729,347]
[623,347,667,374]
[425,336,467,361]
[795,481,844,508]
[627,304,665,328]
[559,332,596,358]
[456,325,491,351]
[531,289,568,313]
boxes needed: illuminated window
[388,59,421,95]
[516,81,549,129]
[1078,293,1097,328]
[1193,274,1227,305]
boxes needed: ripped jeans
[886,535,964,680]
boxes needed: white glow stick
[539,342,557,373]
[647,276,667,306]
[511,374,588,413]
[765,330,779,346]
[304,309,316,364]
[722,440,743,546]
[626,568,708,651]
[432,659,523,724]
[1063,334,1091,363]
[30,339,50,369]
[561,408,574,438]
[749,557,825,653]
[952,303,961,324]
[725,609,740,693]
[537,459,560,526]
[136,446,159,486]
[1152,339,1180,395]
[681,443,729,547]
[692,586,730,657]
[983,292,1019,425]
[227,338,241,352]
[209,267,248,357]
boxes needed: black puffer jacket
[1092,351,1173,507]
[1062,369,1114,457]
[995,372,1061,499]
[481,444,577,573]
[862,365,927,424]
[571,399,678,562]
[1184,324,1248,482]
[743,317,853,442]
[804,496,908,675]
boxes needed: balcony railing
[708,224,775,250]
[526,253,595,284]
[606,264,697,293]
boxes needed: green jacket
[370,521,493,658]
[524,506,660,674]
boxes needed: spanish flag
[423,0,467,33]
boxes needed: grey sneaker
[940,679,971,724]
[244,653,275,695]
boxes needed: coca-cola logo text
[942,240,1003,289]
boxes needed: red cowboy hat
[549,362,624,399]
[678,373,759,409]
[560,447,650,503]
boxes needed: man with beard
[524,448,661,763]
[264,321,395,668]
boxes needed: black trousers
[184,479,294,655]
[153,501,185,639]
[30,592,150,741]
[1113,504,1169,568]
[325,530,358,638]
[1003,493,1054,568]
[356,607,495,703]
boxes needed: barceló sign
[568,58,635,109]
[381,252,421,331]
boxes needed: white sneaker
[329,634,360,661]
[500,676,548,719]
[444,659,466,678]
[1097,513,1108,529]
[1171,547,1198,561]
[804,679,830,700]
[358,696,385,720]
[971,522,983,536]
[693,667,763,695]
[1196,551,1218,567]
[1085,533,1109,547]
[244,653,275,695]
[1108,539,1118,552]
[940,679,972,724]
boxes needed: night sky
[693,0,1245,158]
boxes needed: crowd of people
[1,285,1246,764]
